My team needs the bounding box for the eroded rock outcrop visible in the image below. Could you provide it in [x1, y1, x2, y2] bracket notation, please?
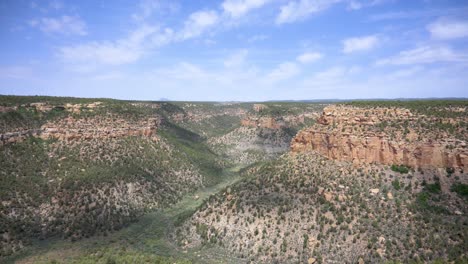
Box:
[291, 105, 467, 168]
[241, 116, 283, 129]
[1, 115, 161, 145]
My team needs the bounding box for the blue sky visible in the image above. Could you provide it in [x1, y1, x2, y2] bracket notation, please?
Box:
[0, 0, 468, 101]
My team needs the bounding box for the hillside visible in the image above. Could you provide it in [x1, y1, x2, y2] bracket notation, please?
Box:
[0, 97, 214, 257]
[1, 96, 325, 262]
[177, 101, 468, 263]
[1, 97, 466, 264]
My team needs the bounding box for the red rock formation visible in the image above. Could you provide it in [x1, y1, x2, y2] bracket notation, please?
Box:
[291, 105, 468, 168]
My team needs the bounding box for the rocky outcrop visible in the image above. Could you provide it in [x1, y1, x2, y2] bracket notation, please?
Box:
[0, 115, 161, 145]
[292, 129, 467, 168]
[40, 116, 160, 141]
[291, 105, 468, 168]
[240, 114, 317, 129]
[241, 116, 283, 129]
[253, 104, 268, 112]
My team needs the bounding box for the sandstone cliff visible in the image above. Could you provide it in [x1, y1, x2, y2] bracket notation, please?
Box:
[291, 105, 468, 168]
[1, 115, 160, 145]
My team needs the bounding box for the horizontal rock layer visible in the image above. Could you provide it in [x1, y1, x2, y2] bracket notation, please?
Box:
[291, 105, 467, 168]
[291, 129, 467, 168]
[0, 116, 160, 145]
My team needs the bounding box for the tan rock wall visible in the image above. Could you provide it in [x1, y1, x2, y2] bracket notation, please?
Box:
[0, 116, 160, 145]
[291, 130, 467, 168]
[291, 105, 467, 168]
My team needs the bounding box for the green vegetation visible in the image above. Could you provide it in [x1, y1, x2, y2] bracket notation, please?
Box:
[57, 248, 191, 264]
[159, 121, 223, 186]
[425, 182, 441, 194]
[251, 102, 325, 120]
[391, 179, 402, 190]
[391, 165, 409, 174]
[2, 96, 466, 264]
[450, 183, 468, 198]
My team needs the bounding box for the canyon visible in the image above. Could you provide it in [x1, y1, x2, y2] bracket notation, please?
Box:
[0, 97, 466, 264]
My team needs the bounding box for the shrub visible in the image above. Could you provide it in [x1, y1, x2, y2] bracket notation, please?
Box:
[391, 165, 409, 174]
[426, 182, 441, 194]
[451, 183, 468, 198]
[446, 167, 455, 175]
[391, 179, 401, 190]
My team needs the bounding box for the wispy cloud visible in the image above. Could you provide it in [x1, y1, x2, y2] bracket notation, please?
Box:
[58, 7, 220, 68]
[49, 0, 63, 10]
[131, 0, 179, 22]
[376, 46, 467, 65]
[427, 18, 468, 40]
[179, 10, 219, 40]
[59, 25, 158, 67]
[276, 0, 340, 25]
[296, 52, 323, 64]
[247, 34, 269, 43]
[30, 15, 87, 36]
[342, 35, 379, 53]
[386, 66, 423, 79]
[266, 62, 300, 82]
[347, 0, 389, 10]
[222, 0, 272, 18]
[224, 49, 249, 68]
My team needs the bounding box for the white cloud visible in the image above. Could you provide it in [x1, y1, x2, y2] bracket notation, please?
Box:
[276, 0, 340, 24]
[342, 35, 379, 53]
[313, 66, 348, 80]
[57, 6, 224, 71]
[347, 1, 363, 10]
[386, 66, 423, 79]
[376, 46, 467, 65]
[298, 66, 359, 94]
[131, 0, 179, 22]
[59, 25, 158, 66]
[347, 0, 388, 10]
[179, 10, 219, 40]
[266, 62, 300, 82]
[222, 0, 271, 18]
[224, 49, 249, 68]
[49, 0, 63, 10]
[31, 15, 87, 36]
[154, 62, 210, 80]
[296, 52, 323, 64]
[427, 19, 468, 40]
[247, 34, 268, 42]
[58, 8, 221, 68]
[132, 0, 162, 21]
[151, 27, 175, 46]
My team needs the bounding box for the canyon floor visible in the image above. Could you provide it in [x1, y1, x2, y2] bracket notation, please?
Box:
[0, 96, 467, 263]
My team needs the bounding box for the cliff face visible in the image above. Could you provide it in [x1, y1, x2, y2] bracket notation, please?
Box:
[291, 105, 468, 168]
[292, 130, 467, 168]
[240, 116, 282, 129]
[1, 115, 160, 145]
